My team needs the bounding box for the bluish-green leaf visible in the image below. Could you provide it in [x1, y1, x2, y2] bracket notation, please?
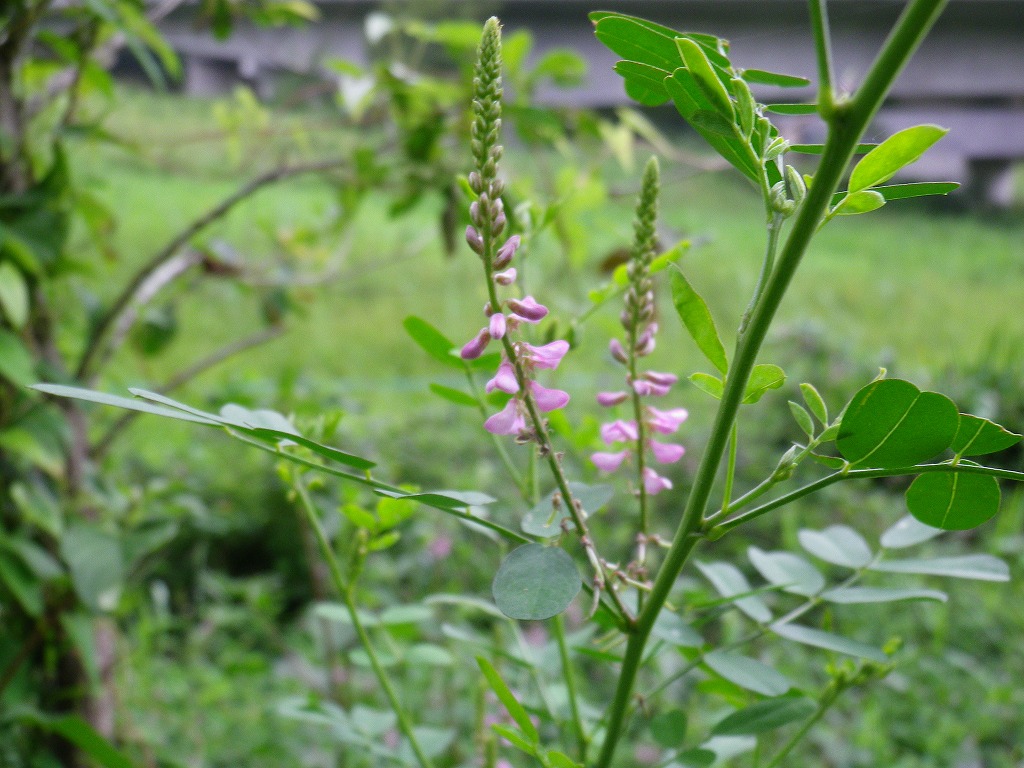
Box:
[60, 523, 124, 612]
[880, 515, 942, 549]
[477, 656, 538, 742]
[797, 526, 873, 568]
[711, 696, 816, 736]
[849, 125, 948, 192]
[748, 547, 824, 597]
[951, 414, 1022, 457]
[696, 561, 772, 623]
[743, 364, 786, 404]
[492, 544, 580, 621]
[821, 586, 947, 604]
[836, 379, 959, 468]
[521, 482, 613, 537]
[705, 650, 792, 696]
[651, 610, 703, 648]
[670, 268, 728, 374]
[771, 623, 888, 662]
[869, 554, 1009, 581]
[905, 472, 1001, 530]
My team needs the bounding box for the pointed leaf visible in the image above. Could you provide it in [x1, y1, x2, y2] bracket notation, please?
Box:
[652, 610, 703, 648]
[789, 401, 815, 437]
[821, 586, 947, 604]
[696, 561, 772, 623]
[905, 472, 1001, 530]
[429, 383, 478, 407]
[675, 37, 733, 118]
[836, 379, 959, 468]
[743, 364, 786, 403]
[613, 60, 671, 106]
[800, 383, 829, 425]
[403, 316, 462, 369]
[670, 268, 728, 374]
[869, 554, 1009, 581]
[704, 651, 792, 696]
[748, 547, 824, 597]
[477, 656, 538, 743]
[1, 330, 36, 387]
[798, 526, 873, 568]
[593, 14, 683, 72]
[711, 696, 816, 736]
[20, 715, 134, 768]
[951, 414, 1021, 457]
[771, 623, 888, 662]
[742, 69, 811, 88]
[765, 103, 818, 115]
[689, 372, 724, 399]
[492, 544, 580, 621]
[849, 125, 948, 192]
[880, 515, 942, 549]
[833, 190, 886, 215]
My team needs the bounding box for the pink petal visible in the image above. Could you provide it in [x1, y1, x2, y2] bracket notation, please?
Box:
[507, 295, 549, 323]
[460, 327, 491, 360]
[493, 234, 521, 269]
[591, 451, 628, 473]
[530, 381, 569, 412]
[466, 225, 484, 254]
[489, 313, 507, 339]
[609, 338, 628, 363]
[632, 380, 653, 396]
[524, 340, 569, 370]
[494, 268, 517, 285]
[650, 441, 685, 464]
[647, 407, 689, 434]
[486, 361, 519, 394]
[600, 419, 638, 445]
[642, 467, 674, 495]
[644, 371, 679, 387]
[596, 391, 629, 407]
[484, 399, 525, 435]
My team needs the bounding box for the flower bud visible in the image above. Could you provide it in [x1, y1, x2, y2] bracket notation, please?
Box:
[492, 234, 521, 269]
[507, 296, 548, 323]
[460, 327, 491, 359]
[468, 171, 483, 194]
[489, 312, 507, 339]
[465, 225, 484, 255]
[609, 338, 628, 364]
[494, 267, 517, 285]
[785, 164, 806, 206]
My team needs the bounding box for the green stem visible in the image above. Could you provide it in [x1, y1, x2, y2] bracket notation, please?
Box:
[293, 477, 436, 768]
[808, 0, 836, 116]
[721, 423, 739, 515]
[761, 699, 829, 768]
[464, 365, 529, 498]
[594, 3, 948, 764]
[553, 614, 589, 761]
[740, 213, 783, 334]
[711, 462, 1024, 537]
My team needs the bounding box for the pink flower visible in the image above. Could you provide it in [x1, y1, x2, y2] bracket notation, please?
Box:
[609, 338, 628, 364]
[644, 371, 678, 387]
[596, 391, 629, 407]
[494, 268, 517, 285]
[642, 467, 673, 495]
[591, 451, 628, 472]
[650, 441, 685, 464]
[647, 407, 689, 434]
[523, 340, 569, 370]
[466, 225, 484, 255]
[489, 313, 507, 340]
[601, 419, 638, 445]
[633, 379, 672, 396]
[460, 327, 491, 359]
[486, 361, 519, 394]
[493, 234, 521, 269]
[484, 399, 526, 435]
[507, 296, 548, 323]
[530, 381, 569, 412]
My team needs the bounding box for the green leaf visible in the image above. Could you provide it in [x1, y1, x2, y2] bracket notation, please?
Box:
[869, 554, 1009, 581]
[379, 604, 433, 626]
[836, 379, 959, 468]
[491, 724, 536, 756]
[675, 748, 717, 767]
[593, 15, 683, 72]
[704, 651, 792, 696]
[60, 523, 124, 612]
[428, 383, 477, 407]
[670, 268, 728, 374]
[477, 656, 538, 743]
[403, 316, 462, 369]
[0, 261, 29, 328]
[833, 190, 885, 216]
[613, 60, 671, 105]
[711, 696, 816, 736]
[651, 610, 703, 648]
[742, 69, 811, 88]
[800, 383, 829, 425]
[830, 182, 959, 204]
[747, 547, 824, 597]
[21, 714, 134, 768]
[951, 414, 1022, 456]
[546, 750, 582, 768]
[689, 372, 724, 399]
[849, 124, 948, 192]
[405, 644, 454, 667]
[764, 103, 818, 115]
[743, 364, 786, 403]
[821, 586, 947, 604]
[797, 525, 873, 568]
[879, 515, 942, 549]
[676, 37, 733, 118]
[521, 482, 613, 537]
[905, 472, 1001, 530]
[491, 544, 581, 621]
[771, 623, 888, 662]
[31, 384, 220, 425]
[650, 708, 688, 748]
[696, 561, 772, 623]
[0, 329, 35, 387]
[0, 548, 44, 616]
[789, 402, 814, 437]
[791, 143, 878, 155]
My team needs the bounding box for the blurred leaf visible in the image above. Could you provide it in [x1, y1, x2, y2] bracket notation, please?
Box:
[477, 656, 538, 742]
[379, 604, 433, 625]
[771, 623, 887, 662]
[0, 261, 29, 328]
[879, 515, 942, 549]
[0, 547, 44, 616]
[521, 482, 613, 537]
[492, 544, 580, 621]
[704, 651, 792, 696]
[670, 267, 728, 374]
[905, 472, 1001, 530]
[428, 383, 477, 407]
[821, 586, 947, 604]
[696, 561, 772, 623]
[491, 724, 535, 755]
[0, 329, 35, 386]
[546, 750, 582, 768]
[712, 696, 816, 736]
[743, 364, 786, 403]
[650, 708, 688, 748]
[20, 714, 133, 768]
[60, 523, 124, 612]
[742, 69, 810, 88]
[869, 554, 1009, 581]
[651, 610, 703, 648]
[747, 547, 824, 597]
[533, 50, 587, 87]
[675, 748, 717, 767]
[951, 414, 1021, 456]
[765, 103, 818, 115]
[849, 125, 948, 192]
[798, 525, 873, 568]
[405, 644, 454, 667]
[836, 379, 959, 468]
[403, 316, 462, 369]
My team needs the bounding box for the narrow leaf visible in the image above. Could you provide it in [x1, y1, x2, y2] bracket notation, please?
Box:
[429, 383, 478, 407]
[696, 561, 772, 623]
[705, 651, 792, 696]
[711, 696, 816, 736]
[771, 623, 888, 662]
[521, 483, 613, 538]
[477, 657, 538, 743]
[905, 472, 1001, 530]
[880, 515, 942, 549]
[849, 125, 948, 192]
[791, 143, 878, 155]
[670, 268, 728, 374]
[869, 554, 1009, 581]
[789, 401, 815, 437]
[613, 60, 671, 106]
[747, 547, 824, 597]
[797, 525, 873, 568]
[800, 383, 829, 425]
[742, 69, 811, 88]
[403, 316, 462, 369]
[676, 37, 733, 118]
[821, 586, 947, 604]
[765, 103, 818, 115]
[21, 715, 134, 768]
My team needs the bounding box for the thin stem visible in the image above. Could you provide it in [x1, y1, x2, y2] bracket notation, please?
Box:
[740, 213, 783, 334]
[808, 0, 836, 115]
[711, 462, 1024, 537]
[553, 614, 588, 761]
[463, 365, 529, 498]
[293, 477, 435, 768]
[720, 423, 739, 515]
[762, 700, 829, 768]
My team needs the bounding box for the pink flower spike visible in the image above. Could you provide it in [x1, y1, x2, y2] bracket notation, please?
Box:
[486, 361, 519, 394]
[596, 391, 629, 407]
[493, 234, 522, 269]
[591, 451, 628, 473]
[484, 399, 526, 435]
[507, 296, 549, 323]
[494, 268, 517, 285]
[632, 380, 654, 396]
[601, 419, 639, 445]
[460, 327, 491, 360]
[609, 338, 628, 364]
[647, 407, 689, 434]
[524, 340, 569, 370]
[530, 381, 570, 412]
[642, 467, 674, 495]
[651, 441, 686, 464]
[489, 313, 507, 340]
[644, 371, 679, 387]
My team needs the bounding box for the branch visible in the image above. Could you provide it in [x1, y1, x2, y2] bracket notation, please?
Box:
[76, 157, 347, 382]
